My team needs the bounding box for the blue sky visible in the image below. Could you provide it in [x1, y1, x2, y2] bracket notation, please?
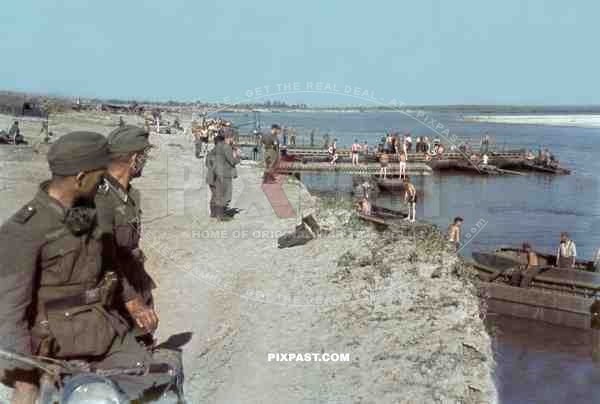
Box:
[0, 1, 596, 105]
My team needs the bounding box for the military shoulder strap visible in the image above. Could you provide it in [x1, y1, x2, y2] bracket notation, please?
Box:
[12, 204, 37, 224]
[129, 186, 141, 207]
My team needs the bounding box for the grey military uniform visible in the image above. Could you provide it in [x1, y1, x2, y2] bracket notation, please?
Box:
[95, 175, 156, 309]
[262, 133, 279, 180]
[0, 183, 181, 400]
[206, 146, 217, 215]
[0, 182, 129, 362]
[213, 142, 240, 209]
[0, 131, 182, 401]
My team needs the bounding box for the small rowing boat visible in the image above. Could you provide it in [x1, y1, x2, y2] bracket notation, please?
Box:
[358, 204, 408, 225]
[374, 176, 405, 191]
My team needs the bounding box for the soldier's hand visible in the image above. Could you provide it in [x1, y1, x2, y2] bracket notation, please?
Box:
[12, 372, 39, 404]
[126, 297, 159, 333]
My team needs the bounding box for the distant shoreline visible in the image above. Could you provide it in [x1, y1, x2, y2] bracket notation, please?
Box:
[3, 89, 600, 115]
[463, 114, 600, 128]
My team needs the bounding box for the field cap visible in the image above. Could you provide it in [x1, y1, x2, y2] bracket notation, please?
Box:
[47, 131, 109, 175]
[107, 125, 154, 154]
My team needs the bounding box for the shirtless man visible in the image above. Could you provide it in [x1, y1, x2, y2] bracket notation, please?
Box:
[523, 242, 539, 267]
[379, 152, 389, 179]
[357, 197, 372, 215]
[351, 139, 361, 166]
[399, 151, 407, 179]
[403, 177, 417, 223]
[514, 242, 541, 287]
[447, 217, 463, 251]
[328, 140, 338, 166]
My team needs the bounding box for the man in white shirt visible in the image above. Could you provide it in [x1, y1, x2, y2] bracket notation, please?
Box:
[556, 232, 577, 268]
[405, 133, 412, 152]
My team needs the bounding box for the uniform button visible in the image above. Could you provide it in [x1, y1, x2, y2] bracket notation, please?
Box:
[27, 206, 33, 211]
[64, 312, 70, 317]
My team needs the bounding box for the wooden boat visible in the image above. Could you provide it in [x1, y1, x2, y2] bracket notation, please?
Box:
[495, 159, 571, 175]
[473, 246, 594, 272]
[471, 247, 598, 329]
[374, 176, 405, 191]
[522, 160, 571, 175]
[358, 204, 408, 225]
[442, 160, 524, 175]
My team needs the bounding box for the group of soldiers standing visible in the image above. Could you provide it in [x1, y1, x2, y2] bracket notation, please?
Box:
[192, 118, 235, 158]
[203, 123, 282, 222]
[0, 126, 183, 403]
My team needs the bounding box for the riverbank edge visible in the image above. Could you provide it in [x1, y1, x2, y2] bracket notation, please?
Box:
[293, 175, 498, 403]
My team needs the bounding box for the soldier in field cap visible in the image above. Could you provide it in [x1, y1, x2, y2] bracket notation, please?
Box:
[0, 131, 183, 403]
[212, 128, 240, 220]
[95, 125, 158, 338]
[261, 123, 281, 183]
[0, 131, 111, 402]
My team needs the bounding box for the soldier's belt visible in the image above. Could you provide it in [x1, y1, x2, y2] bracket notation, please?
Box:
[44, 288, 102, 311]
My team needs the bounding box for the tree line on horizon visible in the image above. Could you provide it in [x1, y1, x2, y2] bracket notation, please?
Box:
[2, 90, 600, 114]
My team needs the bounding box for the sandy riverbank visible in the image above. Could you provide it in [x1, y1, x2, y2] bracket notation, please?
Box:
[0, 111, 496, 403]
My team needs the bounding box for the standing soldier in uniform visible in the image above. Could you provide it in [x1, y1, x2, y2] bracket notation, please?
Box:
[40, 121, 49, 142]
[213, 129, 240, 220]
[95, 125, 158, 337]
[152, 109, 161, 133]
[0, 132, 182, 403]
[262, 124, 281, 183]
[205, 133, 220, 217]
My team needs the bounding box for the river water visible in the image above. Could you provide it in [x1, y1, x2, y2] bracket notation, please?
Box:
[225, 110, 600, 260]
[222, 110, 600, 403]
